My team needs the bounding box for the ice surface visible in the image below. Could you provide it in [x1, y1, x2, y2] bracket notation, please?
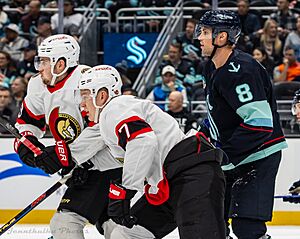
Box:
[0, 225, 299, 239]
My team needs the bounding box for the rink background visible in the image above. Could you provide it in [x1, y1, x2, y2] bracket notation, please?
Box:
[1, 137, 300, 226]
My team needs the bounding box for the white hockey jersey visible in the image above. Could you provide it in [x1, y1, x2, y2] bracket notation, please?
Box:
[99, 95, 185, 194]
[69, 123, 122, 171]
[16, 65, 88, 142]
[15, 65, 121, 171]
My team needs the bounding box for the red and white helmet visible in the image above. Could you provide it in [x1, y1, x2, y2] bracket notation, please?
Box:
[79, 65, 122, 123]
[34, 34, 80, 86]
[79, 65, 122, 108]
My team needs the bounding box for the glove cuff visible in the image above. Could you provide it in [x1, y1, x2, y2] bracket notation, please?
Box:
[54, 140, 71, 167]
[13, 131, 34, 153]
[109, 183, 136, 200]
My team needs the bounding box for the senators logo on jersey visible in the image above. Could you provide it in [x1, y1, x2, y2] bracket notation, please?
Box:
[49, 107, 81, 144]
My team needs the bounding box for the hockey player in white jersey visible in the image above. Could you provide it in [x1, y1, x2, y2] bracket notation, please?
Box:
[78, 65, 227, 239]
[13, 34, 123, 239]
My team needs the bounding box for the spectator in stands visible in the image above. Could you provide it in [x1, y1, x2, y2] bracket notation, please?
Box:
[147, 65, 188, 111]
[236, 0, 261, 53]
[0, 24, 29, 63]
[270, 0, 299, 38]
[121, 85, 138, 96]
[17, 43, 38, 81]
[167, 91, 198, 133]
[7, 0, 26, 24]
[0, 86, 18, 134]
[173, 18, 201, 62]
[0, 50, 17, 87]
[253, 47, 276, 79]
[284, 16, 300, 62]
[273, 45, 300, 82]
[253, 19, 283, 65]
[32, 16, 52, 47]
[20, 0, 44, 39]
[51, 0, 86, 38]
[0, 1, 9, 38]
[157, 43, 197, 90]
[115, 60, 132, 86]
[10, 76, 27, 109]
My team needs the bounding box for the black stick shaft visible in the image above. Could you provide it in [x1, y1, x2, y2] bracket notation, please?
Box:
[0, 176, 69, 236]
[0, 117, 42, 155]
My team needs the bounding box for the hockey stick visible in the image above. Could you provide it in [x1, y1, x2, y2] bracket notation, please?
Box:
[0, 116, 42, 155]
[274, 194, 300, 199]
[0, 116, 70, 236]
[0, 175, 71, 236]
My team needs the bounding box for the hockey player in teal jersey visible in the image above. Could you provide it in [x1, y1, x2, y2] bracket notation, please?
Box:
[194, 10, 288, 239]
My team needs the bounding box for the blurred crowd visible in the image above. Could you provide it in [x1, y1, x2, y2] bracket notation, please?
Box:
[1, 0, 300, 135]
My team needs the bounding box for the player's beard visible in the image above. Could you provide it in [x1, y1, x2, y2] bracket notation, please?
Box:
[41, 76, 51, 86]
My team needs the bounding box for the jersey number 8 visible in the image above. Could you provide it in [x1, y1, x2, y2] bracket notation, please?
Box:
[235, 83, 253, 103]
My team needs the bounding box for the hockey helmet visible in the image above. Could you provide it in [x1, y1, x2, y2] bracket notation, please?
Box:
[292, 90, 300, 115]
[34, 34, 80, 86]
[194, 10, 241, 45]
[79, 65, 122, 108]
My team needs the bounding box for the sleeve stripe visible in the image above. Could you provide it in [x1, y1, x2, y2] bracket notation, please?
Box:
[240, 123, 273, 133]
[129, 128, 153, 141]
[261, 136, 285, 147]
[115, 116, 153, 151]
[23, 101, 45, 120]
[245, 118, 273, 128]
[16, 117, 46, 132]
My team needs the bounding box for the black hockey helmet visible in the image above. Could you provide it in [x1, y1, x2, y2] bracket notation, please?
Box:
[292, 90, 300, 115]
[194, 10, 241, 45]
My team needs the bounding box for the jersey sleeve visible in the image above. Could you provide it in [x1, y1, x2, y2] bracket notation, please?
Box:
[114, 116, 158, 191]
[69, 124, 106, 165]
[217, 64, 273, 166]
[15, 77, 46, 138]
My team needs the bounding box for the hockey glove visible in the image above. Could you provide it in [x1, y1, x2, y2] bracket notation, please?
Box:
[198, 118, 210, 139]
[66, 167, 89, 187]
[35, 140, 75, 174]
[283, 180, 300, 204]
[108, 182, 137, 228]
[14, 131, 45, 167]
[289, 179, 300, 194]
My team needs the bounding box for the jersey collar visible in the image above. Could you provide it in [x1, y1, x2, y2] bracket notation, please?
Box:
[47, 66, 77, 93]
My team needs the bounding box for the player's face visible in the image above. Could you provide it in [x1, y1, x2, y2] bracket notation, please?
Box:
[198, 27, 214, 57]
[35, 57, 53, 85]
[80, 89, 96, 121]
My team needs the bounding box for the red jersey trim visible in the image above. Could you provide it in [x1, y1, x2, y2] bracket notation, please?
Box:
[240, 123, 273, 133]
[115, 116, 153, 149]
[23, 101, 45, 120]
[47, 66, 77, 93]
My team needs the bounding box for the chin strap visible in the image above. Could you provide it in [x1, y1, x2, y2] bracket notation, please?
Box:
[49, 63, 69, 86]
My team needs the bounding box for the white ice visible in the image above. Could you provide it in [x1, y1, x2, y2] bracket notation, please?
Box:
[0, 225, 299, 239]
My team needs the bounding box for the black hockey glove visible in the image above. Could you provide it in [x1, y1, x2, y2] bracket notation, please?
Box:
[289, 179, 300, 194]
[108, 182, 137, 228]
[66, 167, 89, 187]
[283, 180, 300, 204]
[14, 132, 45, 167]
[198, 118, 210, 139]
[35, 140, 75, 175]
